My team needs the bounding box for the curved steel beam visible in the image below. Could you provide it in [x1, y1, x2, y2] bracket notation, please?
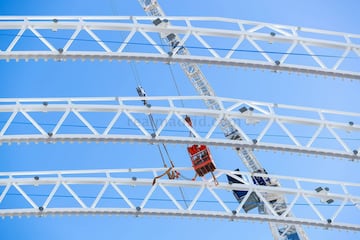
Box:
[0, 16, 359, 79]
[0, 96, 359, 160]
[0, 168, 359, 231]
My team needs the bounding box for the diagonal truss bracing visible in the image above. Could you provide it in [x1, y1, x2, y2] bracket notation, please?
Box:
[0, 16, 359, 80]
[0, 168, 359, 232]
[0, 96, 359, 161]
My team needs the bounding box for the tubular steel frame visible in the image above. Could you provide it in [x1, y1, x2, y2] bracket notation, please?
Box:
[0, 168, 359, 232]
[1, 13, 359, 240]
[0, 96, 359, 161]
[0, 16, 359, 80]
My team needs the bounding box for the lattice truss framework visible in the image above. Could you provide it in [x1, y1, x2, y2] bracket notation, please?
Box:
[0, 16, 360, 80]
[1, 14, 359, 239]
[0, 96, 359, 161]
[0, 168, 359, 232]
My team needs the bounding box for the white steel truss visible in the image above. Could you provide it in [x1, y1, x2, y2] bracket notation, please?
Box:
[1, 12, 359, 240]
[0, 16, 359, 80]
[0, 168, 359, 232]
[0, 96, 359, 161]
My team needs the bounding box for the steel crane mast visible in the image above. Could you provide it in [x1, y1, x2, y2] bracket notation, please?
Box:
[137, 1, 308, 239]
[137, 0, 262, 173]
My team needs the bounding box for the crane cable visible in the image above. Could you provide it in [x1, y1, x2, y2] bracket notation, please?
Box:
[109, 1, 187, 206]
[129, 59, 175, 178]
[130, 62, 142, 86]
[167, 63, 185, 108]
[136, 86, 180, 185]
[108, 0, 179, 185]
[162, 35, 219, 186]
[166, 63, 192, 207]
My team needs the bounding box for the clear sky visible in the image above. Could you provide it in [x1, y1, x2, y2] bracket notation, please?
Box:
[0, 0, 359, 239]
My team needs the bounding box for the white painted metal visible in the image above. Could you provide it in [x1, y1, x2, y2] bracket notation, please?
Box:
[0, 96, 359, 161]
[135, 3, 359, 237]
[137, 7, 265, 176]
[0, 168, 359, 232]
[138, 2, 305, 237]
[0, 11, 358, 240]
[0, 16, 359, 80]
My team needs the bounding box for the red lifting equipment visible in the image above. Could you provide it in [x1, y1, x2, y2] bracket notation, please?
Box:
[187, 144, 216, 177]
[185, 115, 217, 183]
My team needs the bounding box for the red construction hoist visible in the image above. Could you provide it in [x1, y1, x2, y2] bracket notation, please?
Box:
[185, 115, 218, 184]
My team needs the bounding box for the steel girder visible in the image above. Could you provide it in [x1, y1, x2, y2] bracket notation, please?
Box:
[0, 168, 359, 232]
[0, 16, 359, 80]
[0, 96, 359, 161]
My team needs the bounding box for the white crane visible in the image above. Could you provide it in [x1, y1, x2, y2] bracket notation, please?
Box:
[136, 1, 360, 238]
[137, 1, 301, 239]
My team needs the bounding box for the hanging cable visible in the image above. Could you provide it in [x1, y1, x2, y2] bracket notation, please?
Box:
[108, 2, 186, 203]
[109, 0, 180, 186]
[108, 0, 143, 88]
[167, 63, 185, 108]
[130, 62, 142, 86]
[135, 85, 180, 184]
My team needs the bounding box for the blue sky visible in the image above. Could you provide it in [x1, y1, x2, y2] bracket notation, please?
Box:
[0, 0, 359, 239]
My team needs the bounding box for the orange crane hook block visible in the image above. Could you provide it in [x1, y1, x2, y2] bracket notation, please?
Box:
[187, 144, 216, 177]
